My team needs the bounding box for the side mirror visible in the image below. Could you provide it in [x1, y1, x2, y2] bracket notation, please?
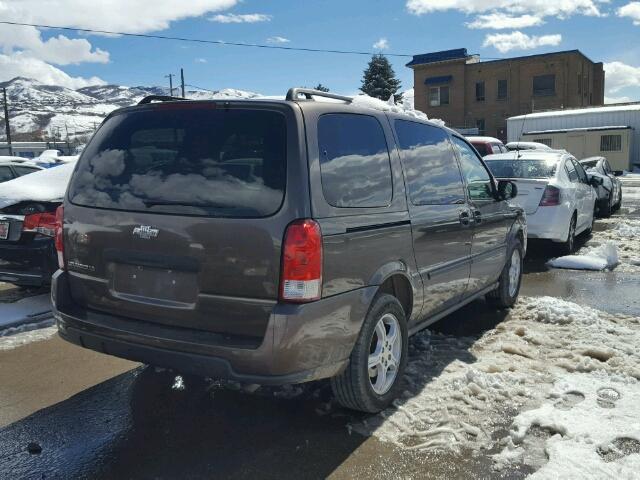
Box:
[497, 179, 518, 200]
[589, 175, 604, 187]
[614, 170, 624, 177]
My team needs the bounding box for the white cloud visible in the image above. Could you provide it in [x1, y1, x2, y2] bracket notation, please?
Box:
[406, 0, 604, 19]
[482, 31, 562, 52]
[603, 61, 640, 93]
[466, 13, 544, 29]
[373, 37, 390, 50]
[618, 2, 640, 25]
[209, 13, 271, 23]
[0, 0, 239, 32]
[0, 26, 108, 65]
[605, 95, 633, 104]
[195, 57, 207, 63]
[0, 53, 105, 88]
[266, 36, 290, 44]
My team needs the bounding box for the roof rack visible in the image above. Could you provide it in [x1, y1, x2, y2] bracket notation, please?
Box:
[138, 95, 189, 105]
[285, 88, 352, 103]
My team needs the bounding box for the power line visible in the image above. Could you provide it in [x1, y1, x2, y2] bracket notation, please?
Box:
[0, 20, 415, 58]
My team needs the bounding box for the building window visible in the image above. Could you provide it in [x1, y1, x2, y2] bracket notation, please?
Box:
[476, 119, 485, 135]
[533, 74, 556, 96]
[429, 86, 450, 106]
[475, 81, 485, 102]
[497, 79, 508, 100]
[533, 138, 553, 147]
[600, 135, 622, 152]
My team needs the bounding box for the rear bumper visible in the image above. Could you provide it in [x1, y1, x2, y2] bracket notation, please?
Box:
[0, 238, 57, 286]
[525, 205, 571, 242]
[52, 270, 376, 385]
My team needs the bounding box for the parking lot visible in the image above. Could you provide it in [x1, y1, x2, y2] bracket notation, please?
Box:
[0, 180, 638, 479]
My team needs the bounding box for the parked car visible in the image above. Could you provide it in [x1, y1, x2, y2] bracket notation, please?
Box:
[505, 141, 553, 152]
[52, 89, 526, 413]
[484, 150, 598, 253]
[0, 157, 44, 183]
[0, 162, 76, 286]
[579, 156, 622, 216]
[466, 136, 508, 156]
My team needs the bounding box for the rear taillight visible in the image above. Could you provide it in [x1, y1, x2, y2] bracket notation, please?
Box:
[539, 185, 561, 206]
[22, 212, 57, 237]
[280, 219, 322, 303]
[55, 206, 64, 269]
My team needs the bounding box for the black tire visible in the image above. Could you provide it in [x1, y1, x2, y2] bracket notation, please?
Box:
[331, 293, 408, 413]
[613, 190, 622, 212]
[600, 195, 612, 218]
[559, 214, 577, 255]
[486, 239, 523, 309]
[585, 205, 596, 235]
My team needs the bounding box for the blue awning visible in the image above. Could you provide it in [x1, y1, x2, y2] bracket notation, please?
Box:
[425, 75, 452, 85]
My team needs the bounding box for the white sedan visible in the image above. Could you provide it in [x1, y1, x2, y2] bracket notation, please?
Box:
[484, 151, 598, 253]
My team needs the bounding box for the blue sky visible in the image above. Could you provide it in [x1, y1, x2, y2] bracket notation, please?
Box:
[1, 0, 639, 102]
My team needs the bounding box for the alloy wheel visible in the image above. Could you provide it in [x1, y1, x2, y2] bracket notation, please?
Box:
[368, 313, 402, 395]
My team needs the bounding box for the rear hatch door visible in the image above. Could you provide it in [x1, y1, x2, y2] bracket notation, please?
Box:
[64, 102, 304, 340]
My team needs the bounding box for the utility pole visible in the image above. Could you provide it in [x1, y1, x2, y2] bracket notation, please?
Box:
[180, 68, 185, 98]
[165, 73, 175, 96]
[2, 87, 12, 156]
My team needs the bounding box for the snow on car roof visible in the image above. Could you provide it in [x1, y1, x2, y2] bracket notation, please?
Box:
[466, 136, 504, 144]
[350, 94, 446, 127]
[0, 161, 76, 209]
[505, 141, 553, 150]
[484, 150, 569, 162]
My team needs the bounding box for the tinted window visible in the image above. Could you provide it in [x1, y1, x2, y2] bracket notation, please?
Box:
[565, 160, 578, 182]
[69, 107, 287, 217]
[0, 166, 14, 182]
[318, 114, 392, 208]
[485, 159, 557, 179]
[533, 74, 555, 96]
[572, 159, 588, 183]
[452, 136, 494, 201]
[472, 142, 488, 156]
[497, 79, 508, 100]
[13, 166, 40, 177]
[395, 120, 465, 205]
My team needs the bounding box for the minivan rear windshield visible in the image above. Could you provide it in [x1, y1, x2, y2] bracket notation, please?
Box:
[69, 106, 287, 217]
[485, 159, 557, 179]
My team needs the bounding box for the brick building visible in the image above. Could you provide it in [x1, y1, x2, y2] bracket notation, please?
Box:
[407, 49, 605, 140]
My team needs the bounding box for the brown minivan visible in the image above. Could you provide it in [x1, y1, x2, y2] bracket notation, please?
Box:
[52, 89, 526, 412]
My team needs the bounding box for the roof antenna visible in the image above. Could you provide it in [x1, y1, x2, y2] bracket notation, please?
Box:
[516, 109, 529, 159]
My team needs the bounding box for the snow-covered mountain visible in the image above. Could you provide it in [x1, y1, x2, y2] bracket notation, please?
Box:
[0, 77, 261, 141]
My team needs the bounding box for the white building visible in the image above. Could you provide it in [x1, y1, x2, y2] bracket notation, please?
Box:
[507, 104, 640, 170]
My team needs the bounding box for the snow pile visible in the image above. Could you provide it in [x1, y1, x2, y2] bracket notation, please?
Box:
[494, 372, 640, 478]
[583, 218, 640, 271]
[351, 296, 640, 463]
[0, 325, 56, 351]
[548, 242, 618, 271]
[0, 161, 76, 208]
[351, 94, 446, 126]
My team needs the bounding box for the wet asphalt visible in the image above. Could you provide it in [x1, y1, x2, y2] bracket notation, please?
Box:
[0, 186, 638, 480]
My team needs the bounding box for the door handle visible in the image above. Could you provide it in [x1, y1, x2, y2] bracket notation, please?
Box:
[459, 211, 471, 226]
[473, 210, 482, 224]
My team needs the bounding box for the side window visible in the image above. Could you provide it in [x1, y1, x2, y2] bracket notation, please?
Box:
[473, 143, 488, 156]
[394, 120, 465, 206]
[451, 136, 494, 201]
[318, 114, 393, 208]
[565, 160, 578, 182]
[572, 159, 588, 183]
[603, 159, 613, 174]
[0, 166, 15, 182]
[13, 166, 40, 177]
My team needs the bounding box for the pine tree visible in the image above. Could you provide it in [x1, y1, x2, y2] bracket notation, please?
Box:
[360, 54, 402, 102]
[314, 83, 330, 92]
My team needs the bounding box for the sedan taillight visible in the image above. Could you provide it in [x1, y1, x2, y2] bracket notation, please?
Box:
[539, 185, 561, 206]
[22, 212, 57, 237]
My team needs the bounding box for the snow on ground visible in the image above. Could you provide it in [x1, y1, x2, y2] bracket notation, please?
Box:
[584, 218, 640, 271]
[352, 296, 640, 477]
[547, 242, 618, 271]
[0, 324, 56, 351]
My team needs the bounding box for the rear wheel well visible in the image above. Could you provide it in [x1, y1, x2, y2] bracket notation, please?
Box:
[378, 275, 412, 319]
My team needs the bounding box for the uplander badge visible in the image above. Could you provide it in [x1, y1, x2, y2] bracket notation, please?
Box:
[133, 225, 159, 239]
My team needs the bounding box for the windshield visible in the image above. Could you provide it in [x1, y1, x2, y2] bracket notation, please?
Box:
[68, 106, 287, 217]
[485, 159, 557, 179]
